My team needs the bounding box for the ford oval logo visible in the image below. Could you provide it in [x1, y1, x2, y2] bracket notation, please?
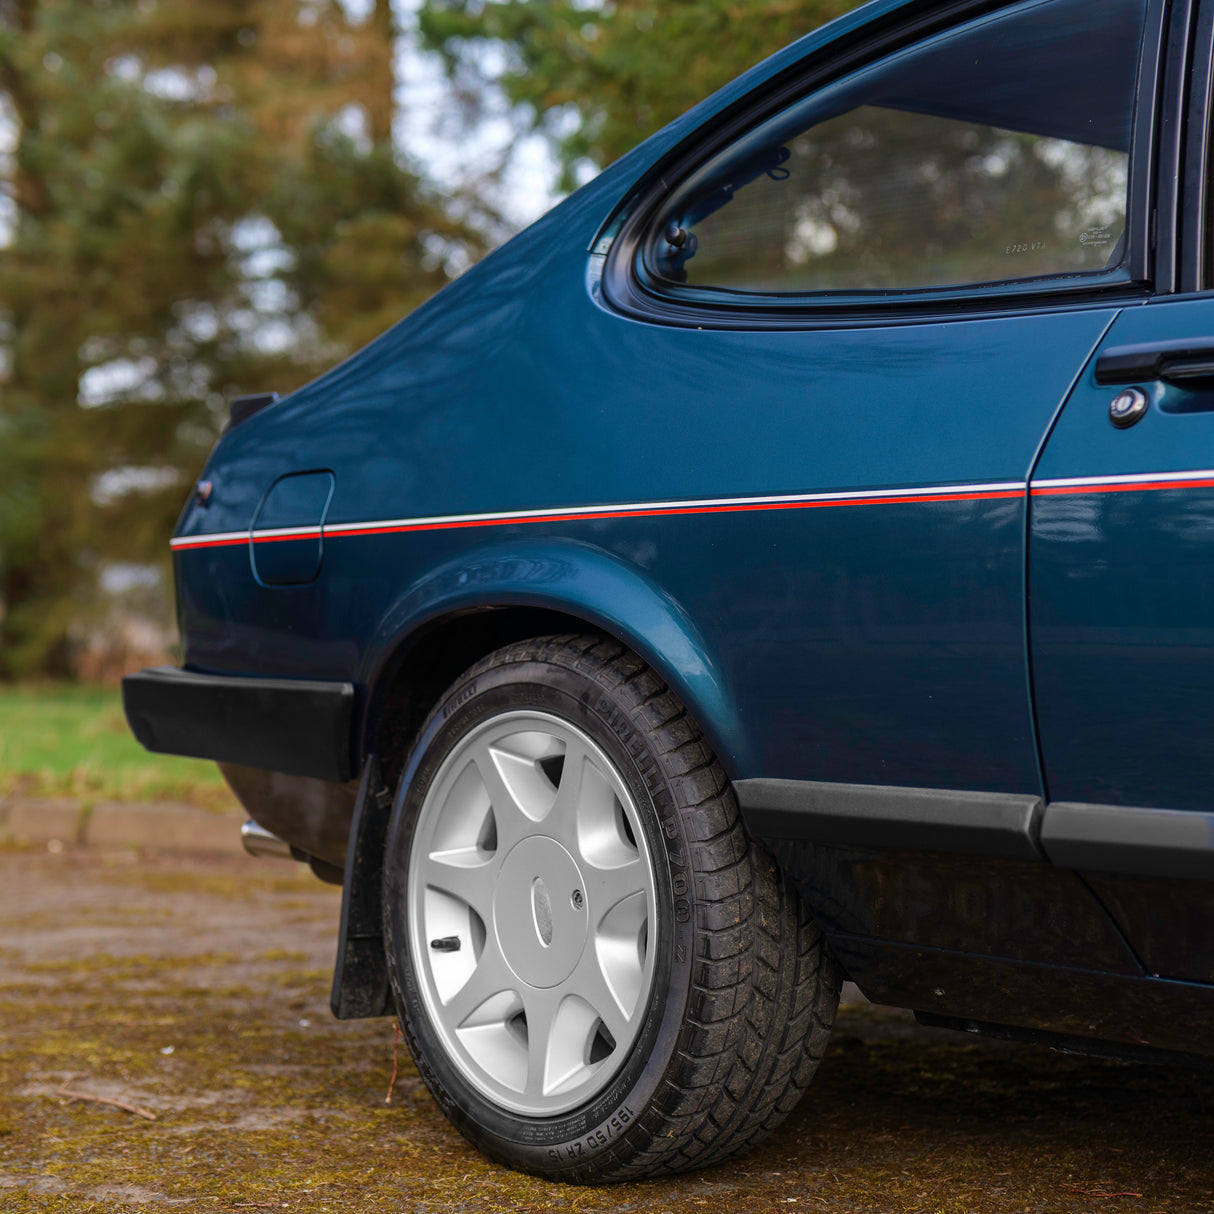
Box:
[531, 877, 554, 947]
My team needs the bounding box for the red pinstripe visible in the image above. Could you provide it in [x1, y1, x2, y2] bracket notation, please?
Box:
[171, 487, 1025, 552]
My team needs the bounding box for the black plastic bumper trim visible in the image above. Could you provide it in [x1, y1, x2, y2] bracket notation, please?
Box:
[122, 666, 355, 783]
[735, 778, 1045, 862]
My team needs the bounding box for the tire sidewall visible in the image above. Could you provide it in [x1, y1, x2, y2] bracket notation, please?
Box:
[383, 651, 701, 1176]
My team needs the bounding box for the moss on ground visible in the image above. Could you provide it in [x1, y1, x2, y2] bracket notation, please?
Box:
[2, 851, 1213, 1212]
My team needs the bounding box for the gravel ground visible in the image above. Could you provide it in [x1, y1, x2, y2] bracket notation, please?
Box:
[1, 845, 1213, 1213]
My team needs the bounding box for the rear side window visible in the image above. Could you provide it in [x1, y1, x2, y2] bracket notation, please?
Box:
[643, 0, 1149, 297]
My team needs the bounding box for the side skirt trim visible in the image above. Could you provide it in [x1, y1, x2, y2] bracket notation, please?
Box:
[736, 777, 1214, 881]
[1043, 802, 1214, 882]
[734, 778, 1044, 862]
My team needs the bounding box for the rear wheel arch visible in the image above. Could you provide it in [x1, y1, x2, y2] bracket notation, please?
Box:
[364, 607, 587, 795]
[333, 577, 750, 1028]
[357, 542, 753, 794]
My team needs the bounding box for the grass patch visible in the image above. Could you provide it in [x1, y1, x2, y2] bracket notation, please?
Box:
[0, 684, 230, 807]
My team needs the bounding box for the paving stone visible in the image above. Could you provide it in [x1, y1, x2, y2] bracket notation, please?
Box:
[4, 799, 85, 845]
[85, 801, 245, 855]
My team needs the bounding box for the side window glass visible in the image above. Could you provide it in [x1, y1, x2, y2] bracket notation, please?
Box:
[644, 0, 1148, 297]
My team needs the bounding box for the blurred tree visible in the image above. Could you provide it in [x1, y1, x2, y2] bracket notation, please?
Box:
[0, 0, 478, 678]
[416, 0, 856, 190]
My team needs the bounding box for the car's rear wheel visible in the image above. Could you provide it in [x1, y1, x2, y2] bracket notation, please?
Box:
[382, 634, 840, 1181]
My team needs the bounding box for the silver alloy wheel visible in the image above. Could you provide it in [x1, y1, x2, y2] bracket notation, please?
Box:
[406, 710, 659, 1117]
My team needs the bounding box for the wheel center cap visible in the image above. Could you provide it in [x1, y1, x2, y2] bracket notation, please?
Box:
[493, 837, 587, 989]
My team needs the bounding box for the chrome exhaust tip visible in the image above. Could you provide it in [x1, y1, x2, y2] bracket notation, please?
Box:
[240, 819, 295, 861]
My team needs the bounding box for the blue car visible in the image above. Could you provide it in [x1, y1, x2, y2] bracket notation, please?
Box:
[124, 0, 1214, 1181]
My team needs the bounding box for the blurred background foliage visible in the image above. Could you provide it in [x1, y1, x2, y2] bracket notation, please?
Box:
[0, 0, 852, 683]
[417, 0, 852, 188]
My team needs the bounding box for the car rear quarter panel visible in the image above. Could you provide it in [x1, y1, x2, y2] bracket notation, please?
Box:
[177, 171, 1115, 796]
[174, 0, 1115, 799]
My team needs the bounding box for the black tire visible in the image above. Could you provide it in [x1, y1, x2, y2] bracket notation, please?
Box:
[382, 634, 840, 1181]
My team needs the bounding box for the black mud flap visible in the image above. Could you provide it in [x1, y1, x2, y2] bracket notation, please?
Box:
[331, 755, 396, 1020]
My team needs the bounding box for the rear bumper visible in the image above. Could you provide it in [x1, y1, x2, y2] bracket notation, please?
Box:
[122, 665, 356, 782]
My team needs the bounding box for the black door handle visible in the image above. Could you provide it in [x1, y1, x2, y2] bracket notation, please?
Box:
[1095, 339, 1214, 385]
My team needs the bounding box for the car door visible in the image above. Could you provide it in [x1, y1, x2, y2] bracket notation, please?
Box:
[1028, 0, 1214, 983]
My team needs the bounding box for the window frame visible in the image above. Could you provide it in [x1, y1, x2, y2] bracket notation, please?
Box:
[599, 0, 1176, 330]
[1178, 0, 1214, 293]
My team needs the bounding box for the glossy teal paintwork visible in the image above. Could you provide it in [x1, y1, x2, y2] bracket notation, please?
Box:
[250, 470, 334, 586]
[1030, 296, 1214, 813]
[358, 537, 749, 772]
[178, 297, 1117, 789]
